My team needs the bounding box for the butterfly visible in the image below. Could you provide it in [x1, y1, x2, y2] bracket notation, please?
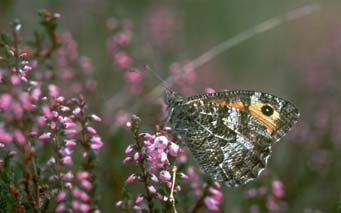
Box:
[165, 90, 300, 187]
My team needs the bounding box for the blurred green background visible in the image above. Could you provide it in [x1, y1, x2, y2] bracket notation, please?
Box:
[1, 0, 341, 212]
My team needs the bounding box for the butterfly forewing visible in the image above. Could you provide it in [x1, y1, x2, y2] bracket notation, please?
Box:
[165, 90, 300, 186]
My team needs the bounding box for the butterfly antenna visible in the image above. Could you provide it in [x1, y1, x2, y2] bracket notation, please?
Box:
[144, 65, 172, 94]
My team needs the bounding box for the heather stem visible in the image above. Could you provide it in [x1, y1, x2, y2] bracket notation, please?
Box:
[169, 165, 178, 213]
[190, 185, 209, 213]
[131, 115, 154, 211]
[26, 138, 41, 213]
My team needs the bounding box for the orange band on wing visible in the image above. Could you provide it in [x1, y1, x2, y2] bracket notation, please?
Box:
[211, 98, 278, 134]
[211, 99, 245, 110]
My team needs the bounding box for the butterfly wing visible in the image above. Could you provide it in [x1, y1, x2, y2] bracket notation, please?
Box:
[166, 90, 300, 186]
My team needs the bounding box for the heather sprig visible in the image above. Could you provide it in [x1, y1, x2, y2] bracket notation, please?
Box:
[0, 10, 103, 212]
[116, 115, 224, 212]
[106, 17, 144, 94]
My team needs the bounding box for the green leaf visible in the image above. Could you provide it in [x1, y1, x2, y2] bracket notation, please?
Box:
[3, 45, 11, 59]
[0, 33, 13, 46]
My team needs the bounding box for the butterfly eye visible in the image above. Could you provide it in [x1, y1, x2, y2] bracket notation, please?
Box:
[261, 104, 274, 116]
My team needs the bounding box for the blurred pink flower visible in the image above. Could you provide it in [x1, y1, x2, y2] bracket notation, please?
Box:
[159, 170, 171, 182]
[204, 196, 219, 211]
[272, 180, 285, 198]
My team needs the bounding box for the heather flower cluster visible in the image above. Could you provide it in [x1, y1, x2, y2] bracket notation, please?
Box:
[0, 11, 103, 212]
[116, 115, 224, 212]
[106, 17, 144, 94]
[243, 179, 287, 212]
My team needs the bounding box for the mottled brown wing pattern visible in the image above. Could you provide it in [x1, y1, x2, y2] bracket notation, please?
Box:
[165, 90, 300, 187]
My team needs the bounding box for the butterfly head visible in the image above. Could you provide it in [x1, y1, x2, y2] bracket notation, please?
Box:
[164, 91, 185, 107]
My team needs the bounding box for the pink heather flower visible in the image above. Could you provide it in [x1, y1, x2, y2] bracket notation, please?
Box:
[50, 121, 57, 129]
[77, 171, 90, 180]
[91, 114, 102, 122]
[11, 75, 21, 85]
[65, 182, 72, 189]
[82, 152, 88, 158]
[9, 150, 17, 156]
[56, 191, 67, 202]
[148, 185, 157, 194]
[60, 147, 72, 156]
[123, 156, 131, 164]
[51, 111, 59, 118]
[144, 140, 152, 146]
[135, 196, 144, 204]
[125, 145, 134, 154]
[72, 107, 81, 115]
[0, 143, 5, 148]
[150, 173, 159, 182]
[124, 69, 142, 84]
[90, 136, 103, 145]
[64, 121, 76, 129]
[19, 92, 33, 110]
[0, 94, 12, 109]
[56, 96, 65, 102]
[71, 200, 80, 210]
[114, 31, 132, 46]
[64, 129, 78, 135]
[204, 196, 220, 211]
[272, 180, 285, 198]
[90, 143, 103, 150]
[205, 87, 216, 94]
[154, 136, 169, 149]
[159, 170, 171, 182]
[65, 139, 77, 147]
[72, 188, 82, 198]
[133, 152, 140, 161]
[79, 204, 91, 213]
[46, 157, 56, 165]
[60, 106, 70, 112]
[80, 192, 90, 202]
[167, 182, 172, 189]
[42, 105, 53, 119]
[266, 195, 280, 211]
[38, 132, 51, 140]
[209, 187, 223, 201]
[90, 137, 104, 149]
[126, 174, 137, 183]
[86, 126, 97, 135]
[169, 142, 180, 157]
[14, 130, 26, 145]
[176, 185, 181, 192]
[180, 172, 189, 180]
[81, 180, 93, 190]
[213, 182, 222, 189]
[31, 88, 41, 100]
[244, 188, 257, 198]
[133, 205, 142, 211]
[48, 84, 59, 97]
[114, 51, 132, 69]
[160, 152, 168, 163]
[11, 101, 24, 118]
[144, 133, 155, 141]
[56, 204, 66, 213]
[115, 200, 123, 207]
[63, 171, 74, 180]
[62, 156, 73, 165]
